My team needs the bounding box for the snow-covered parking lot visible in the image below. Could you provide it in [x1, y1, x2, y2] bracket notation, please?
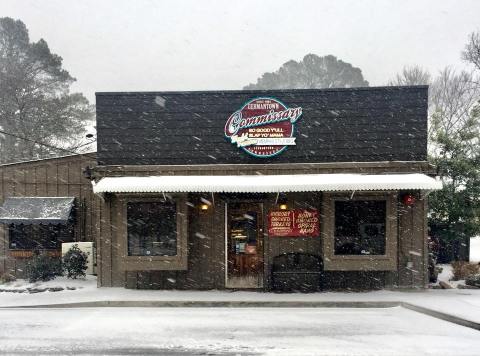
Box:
[0, 307, 479, 356]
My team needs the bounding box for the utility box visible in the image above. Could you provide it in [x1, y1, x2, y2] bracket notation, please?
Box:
[62, 242, 96, 275]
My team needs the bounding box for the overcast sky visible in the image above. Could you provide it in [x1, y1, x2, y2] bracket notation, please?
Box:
[2, 0, 480, 103]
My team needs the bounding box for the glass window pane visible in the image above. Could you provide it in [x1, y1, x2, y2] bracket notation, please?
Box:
[334, 200, 386, 255]
[230, 211, 258, 255]
[127, 201, 177, 256]
[9, 224, 73, 250]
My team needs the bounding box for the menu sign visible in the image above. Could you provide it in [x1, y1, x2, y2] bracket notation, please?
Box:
[268, 209, 319, 237]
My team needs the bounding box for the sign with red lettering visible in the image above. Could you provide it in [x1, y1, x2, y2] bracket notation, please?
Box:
[268, 209, 319, 237]
[9, 250, 61, 258]
[224, 97, 303, 158]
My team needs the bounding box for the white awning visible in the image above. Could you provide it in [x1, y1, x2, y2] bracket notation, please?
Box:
[92, 173, 442, 194]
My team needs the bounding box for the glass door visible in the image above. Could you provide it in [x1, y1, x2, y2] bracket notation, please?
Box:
[226, 202, 263, 288]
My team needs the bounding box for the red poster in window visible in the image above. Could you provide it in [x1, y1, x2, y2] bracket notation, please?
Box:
[268, 209, 319, 237]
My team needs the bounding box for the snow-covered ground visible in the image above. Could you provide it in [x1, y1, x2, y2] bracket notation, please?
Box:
[1, 276, 480, 325]
[0, 275, 97, 291]
[471, 237, 480, 262]
[1, 276, 480, 355]
[0, 307, 479, 355]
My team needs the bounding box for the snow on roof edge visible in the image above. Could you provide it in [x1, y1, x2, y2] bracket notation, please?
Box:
[92, 173, 442, 194]
[0, 152, 96, 168]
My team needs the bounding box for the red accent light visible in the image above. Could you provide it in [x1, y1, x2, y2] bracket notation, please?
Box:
[402, 194, 416, 206]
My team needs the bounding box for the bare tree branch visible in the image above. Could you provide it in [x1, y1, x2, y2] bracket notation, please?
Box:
[462, 31, 480, 71]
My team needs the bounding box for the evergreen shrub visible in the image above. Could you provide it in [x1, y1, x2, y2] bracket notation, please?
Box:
[25, 253, 62, 282]
[62, 244, 88, 279]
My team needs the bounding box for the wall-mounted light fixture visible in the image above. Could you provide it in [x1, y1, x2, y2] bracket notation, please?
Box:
[82, 166, 94, 180]
[199, 197, 212, 212]
[277, 193, 288, 210]
[402, 193, 416, 206]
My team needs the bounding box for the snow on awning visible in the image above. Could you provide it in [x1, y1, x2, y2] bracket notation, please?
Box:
[92, 173, 442, 194]
[0, 197, 75, 224]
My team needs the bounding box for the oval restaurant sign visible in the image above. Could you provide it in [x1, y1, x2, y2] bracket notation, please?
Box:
[224, 97, 303, 157]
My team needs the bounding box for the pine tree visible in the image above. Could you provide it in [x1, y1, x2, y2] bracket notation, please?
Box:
[0, 17, 94, 163]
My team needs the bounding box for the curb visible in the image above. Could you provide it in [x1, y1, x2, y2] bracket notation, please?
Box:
[402, 302, 480, 331]
[1, 300, 401, 308]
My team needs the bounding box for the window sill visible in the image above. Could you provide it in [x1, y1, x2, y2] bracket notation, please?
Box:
[324, 255, 397, 271]
[331, 254, 390, 259]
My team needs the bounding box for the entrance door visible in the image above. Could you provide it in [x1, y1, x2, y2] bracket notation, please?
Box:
[226, 202, 263, 288]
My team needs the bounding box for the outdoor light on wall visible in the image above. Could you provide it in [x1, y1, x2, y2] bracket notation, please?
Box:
[402, 193, 416, 206]
[82, 166, 94, 180]
[277, 193, 288, 210]
[199, 197, 212, 212]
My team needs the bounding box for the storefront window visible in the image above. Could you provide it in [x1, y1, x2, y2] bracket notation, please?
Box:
[334, 200, 386, 255]
[127, 201, 177, 256]
[9, 224, 73, 250]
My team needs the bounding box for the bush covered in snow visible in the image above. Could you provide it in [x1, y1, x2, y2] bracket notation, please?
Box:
[466, 273, 480, 287]
[62, 244, 88, 279]
[25, 254, 62, 282]
[451, 261, 480, 280]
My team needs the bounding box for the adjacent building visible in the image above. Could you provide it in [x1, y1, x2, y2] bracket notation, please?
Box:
[0, 154, 96, 276]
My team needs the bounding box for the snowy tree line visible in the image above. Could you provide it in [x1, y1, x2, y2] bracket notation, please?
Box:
[385, 35, 479, 243]
[0, 17, 94, 164]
